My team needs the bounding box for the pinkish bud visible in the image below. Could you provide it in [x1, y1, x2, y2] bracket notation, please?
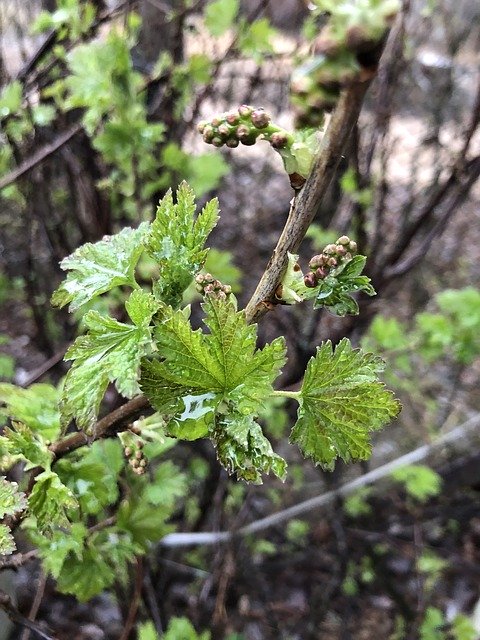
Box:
[324, 244, 337, 255]
[327, 257, 337, 267]
[315, 267, 328, 280]
[309, 254, 325, 269]
[211, 117, 221, 127]
[336, 245, 347, 256]
[236, 124, 250, 140]
[202, 126, 214, 143]
[238, 104, 253, 117]
[226, 111, 240, 125]
[270, 132, 288, 149]
[304, 272, 318, 288]
[251, 109, 271, 129]
[197, 121, 208, 134]
[218, 124, 230, 137]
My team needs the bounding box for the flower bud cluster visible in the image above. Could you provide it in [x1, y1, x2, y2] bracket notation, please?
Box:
[197, 106, 292, 152]
[195, 273, 232, 300]
[124, 424, 147, 475]
[304, 235, 358, 288]
[291, 0, 399, 128]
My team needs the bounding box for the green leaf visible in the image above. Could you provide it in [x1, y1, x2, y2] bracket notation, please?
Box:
[420, 607, 445, 640]
[0, 422, 53, 471]
[204, 0, 239, 36]
[290, 339, 400, 470]
[0, 525, 15, 555]
[164, 618, 210, 640]
[238, 18, 278, 62]
[140, 295, 286, 481]
[451, 614, 477, 640]
[213, 413, 287, 483]
[144, 461, 187, 508]
[117, 498, 174, 550]
[55, 531, 136, 601]
[0, 383, 61, 441]
[391, 464, 442, 502]
[0, 81, 22, 117]
[51, 223, 149, 312]
[146, 183, 219, 307]
[0, 476, 27, 518]
[60, 290, 159, 431]
[139, 622, 159, 640]
[35, 523, 87, 578]
[28, 470, 77, 533]
[313, 255, 376, 316]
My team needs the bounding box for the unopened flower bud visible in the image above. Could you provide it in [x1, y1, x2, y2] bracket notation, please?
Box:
[315, 267, 328, 280]
[202, 126, 214, 143]
[197, 120, 208, 134]
[236, 124, 250, 140]
[336, 245, 347, 257]
[337, 236, 350, 245]
[327, 257, 337, 267]
[218, 124, 230, 137]
[270, 132, 288, 149]
[139, 459, 147, 467]
[309, 254, 325, 269]
[124, 447, 132, 457]
[238, 104, 253, 117]
[324, 244, 337, 255]
[204, 273, 213, 281]
[211, 117, 221, 127]
[344, 252, 352, 261]
[212, 137, 224, 147]
[226, 111, 240, 125]
[304, 272, 318, 288]
[135, 450, 142, 460]
[348, 241, 357, 253]
[136, 440, 144, 449]
[204, 284, 215, 294]
[224, 284, 232, 294]
[251, 109, 271, 129]
[226, 137, 239, 148]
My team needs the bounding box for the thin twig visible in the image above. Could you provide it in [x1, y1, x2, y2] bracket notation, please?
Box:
[159, 412, 480, 548]
[49, 395, 151, 460]
[119, 557, 144, 640]
[20, 572, 47, 640]
[0, 590, 58, 640]
[0, 123, 83, 192]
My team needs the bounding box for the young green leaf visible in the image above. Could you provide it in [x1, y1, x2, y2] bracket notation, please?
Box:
[55, 530, 136, 601]
[140, 295, 286, 481]
[0, 477, 27, 518]
[163, 617, 211, 640]
[0, 422, 53, 471]
[60, 290, 159, 431]
[51, 223, 149, 312]
[28, 470, 78, 533]
[391, 465, 442, 502]
[213, 413, 287, 483]
[33, 523, 87, 579]
[290, 339, 400, 469]
[0, 524, 15, 555]
[146, 183, 219, 307]
[0, 383, 61, 442]
[204, 0, 239, 37]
